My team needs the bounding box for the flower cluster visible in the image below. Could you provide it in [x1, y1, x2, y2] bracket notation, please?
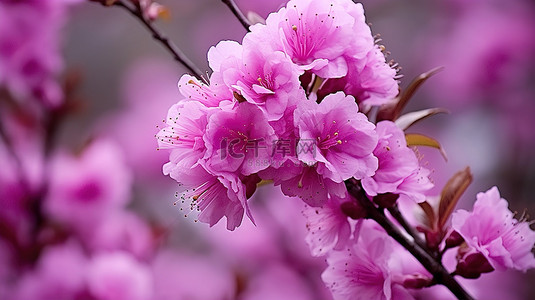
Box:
[156, 0, 535, 299]
[157, 0, 421, 231]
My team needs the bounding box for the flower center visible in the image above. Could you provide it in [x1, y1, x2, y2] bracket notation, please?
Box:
[318, 131, 342, 150]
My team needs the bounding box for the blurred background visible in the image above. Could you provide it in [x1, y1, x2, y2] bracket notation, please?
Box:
[1, 0, 534, 299]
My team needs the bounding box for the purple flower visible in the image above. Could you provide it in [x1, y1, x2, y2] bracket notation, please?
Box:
[249, 0, 371, 79]
[173, 164, 251, 231]
[245, 0, 398, 108]
[361, 121, 432, 203]
[322, 221, 415, 300]
[294, 91, 378, 182]
[178, 74, 233, 108]
[13, 242, 88, 300]
[208, 39, 305, 120]
[203, 102, 275, 176]
[0, 0, 70, 107]
[318, 47, 399, 110]
[452, 187, 535, 272]
[157, 101, 210, 177]
[44, 140, 132, 232]
[274, 162, 347, 206]
[303, 195, 353, 256]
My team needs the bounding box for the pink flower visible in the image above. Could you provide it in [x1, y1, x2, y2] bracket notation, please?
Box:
[203, 102, 275, 176]
[275, 162, 347, 206]
[318, 47, 399, 109]
[303, 195, 353, 256]
[294, 91, 378, 182]
[249, 0, 371, 79]
[322, 221, 415, 300]
[13, 242, 88, 300]
[452, 186, 535, 272]
[361, 121, 432, 203]
[44, 140, 132, 231]
[245, 0, 398, 107]
[87, 252, 153, 300]
[157, 100, 210, 177]
[173, 164, 251, 230]
[0, 0, 69, 107]
[208, 39, 305, 120]
[177, 74, 232, 108]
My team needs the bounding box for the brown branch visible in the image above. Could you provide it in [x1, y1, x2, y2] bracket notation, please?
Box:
[387, 205, 435, 257]
[221, 0, 252, 31]
[345, 179, 474, 300]
[114, 1, 207, 83]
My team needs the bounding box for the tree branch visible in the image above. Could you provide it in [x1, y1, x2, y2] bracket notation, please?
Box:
[345, 179, 474, 300]
[388, 204, 434, 256]
[221, 0, 252, 31]
[114, 1, 207, 83]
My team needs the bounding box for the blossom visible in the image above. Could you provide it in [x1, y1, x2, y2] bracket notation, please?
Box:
[157, 100, 210, 177]
[361, 121, 432, 203]
[274, 163, 346, 206]
[322, 221, 415, 300]
[249, 0, 370, 79]
[13, 242, 88, 300]
[87, 252, 153, 300]
[208, 39, 305, 120]
[452, 186, 535, 272]
[294, 91, 378, 182]
[203, 102, 275, 176]
[303, 195, 353, 256]
[173, 164, 251, 231]
[247, 0, 398, 107]
[0, 0, 69, 107]
[318, 46, 399, 109]
[177, 74, 233, 108]
[44, 140, 132, 231]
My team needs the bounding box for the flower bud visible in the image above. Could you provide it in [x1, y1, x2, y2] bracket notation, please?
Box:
[455, 249, 494, 279]
[445, 230, 464, 248]
[403, 274, 432, 289]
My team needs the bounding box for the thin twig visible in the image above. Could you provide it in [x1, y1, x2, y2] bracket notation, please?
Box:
[221, 0, 252, 31]
[114, 0, 207, 83]
[345, 179, 474, 300]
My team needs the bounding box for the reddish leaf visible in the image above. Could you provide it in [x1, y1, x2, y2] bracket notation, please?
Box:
[377, 66, 444, 121]
[418, 201, 436, 230]
[438, 167, 473, 230]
